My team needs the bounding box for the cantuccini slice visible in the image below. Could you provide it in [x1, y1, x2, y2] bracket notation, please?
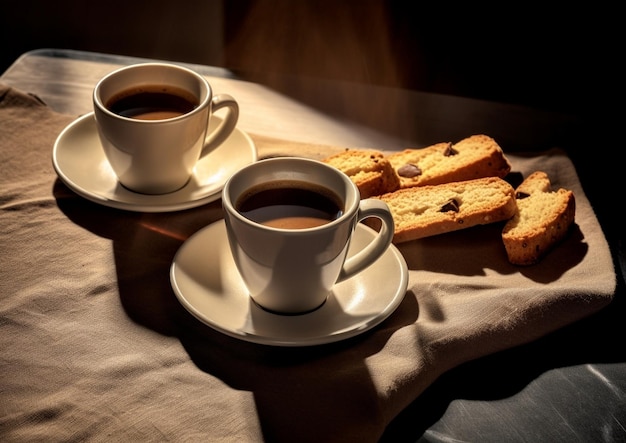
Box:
[502, 171, 576, 265]
[322, 149, 400, 198]
[375, 176, 517, 244]
[387, 134, 512, 189]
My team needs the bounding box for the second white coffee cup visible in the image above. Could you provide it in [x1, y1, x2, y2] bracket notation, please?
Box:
[222, 157, 395, 314]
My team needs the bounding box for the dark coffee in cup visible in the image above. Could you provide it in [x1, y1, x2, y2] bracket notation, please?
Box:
[105, 85, 199, 120]
[236, 180, 344, 229]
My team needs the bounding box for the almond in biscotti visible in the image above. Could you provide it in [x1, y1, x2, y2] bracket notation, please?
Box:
[502, 171, 576, 265]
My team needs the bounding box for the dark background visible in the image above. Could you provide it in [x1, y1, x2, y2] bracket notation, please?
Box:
[2, 1, 620, 117]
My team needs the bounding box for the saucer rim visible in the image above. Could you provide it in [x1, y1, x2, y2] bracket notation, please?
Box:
[52, 112, 257, 212]
[170, 220, 409, 347]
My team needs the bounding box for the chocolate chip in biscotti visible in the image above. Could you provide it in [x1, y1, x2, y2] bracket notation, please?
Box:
[397, 163, 422, 178]
[440, 198, 460, 213]
[443, 142, 458, 156]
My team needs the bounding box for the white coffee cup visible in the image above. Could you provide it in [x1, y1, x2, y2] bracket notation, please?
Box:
[93, 63, 239, 194]
[222, 157, 395, 314]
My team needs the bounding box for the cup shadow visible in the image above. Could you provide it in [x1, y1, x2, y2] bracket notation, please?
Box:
[53, 179, 419, 441]
[397, 221, 587, 282]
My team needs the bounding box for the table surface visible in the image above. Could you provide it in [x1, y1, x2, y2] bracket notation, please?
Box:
[2, 49, 625, 442]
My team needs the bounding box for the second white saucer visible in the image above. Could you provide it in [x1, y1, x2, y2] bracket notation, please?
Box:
[52, 112, 257, 212]
[170, 220, 409, 347]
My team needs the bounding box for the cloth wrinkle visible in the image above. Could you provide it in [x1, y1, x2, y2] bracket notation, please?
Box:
[0, 83, 616, 443]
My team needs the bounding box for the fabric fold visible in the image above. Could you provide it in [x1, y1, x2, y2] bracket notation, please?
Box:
[0, 83, 616, 443]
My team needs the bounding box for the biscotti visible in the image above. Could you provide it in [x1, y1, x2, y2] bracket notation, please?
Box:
[387, 134, 511, 189]
[502, 171, 576, 265]
[375, 176, 517, 244]
[322, 149, 400, 198]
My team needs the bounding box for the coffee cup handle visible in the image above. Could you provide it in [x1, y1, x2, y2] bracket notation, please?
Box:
[201, 93, 239, 157]
[338, 199, 395, 282]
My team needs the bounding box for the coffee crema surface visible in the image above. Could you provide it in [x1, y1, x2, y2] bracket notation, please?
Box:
[236, 180, 344, 229]
[106, 85, 199, 120]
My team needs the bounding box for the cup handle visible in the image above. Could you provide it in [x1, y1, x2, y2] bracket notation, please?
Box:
[200, 93, 239, 157]
[337, 198, 395, 282]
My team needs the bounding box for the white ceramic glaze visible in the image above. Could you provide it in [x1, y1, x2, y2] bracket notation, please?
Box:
[52, 113, 256, 212]
[170, 220, 408, 346]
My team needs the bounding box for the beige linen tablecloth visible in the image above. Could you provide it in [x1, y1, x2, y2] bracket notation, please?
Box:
[0, 84, 616, 442]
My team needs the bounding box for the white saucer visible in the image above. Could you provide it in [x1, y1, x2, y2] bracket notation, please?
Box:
[170, 220, 409, 347]
[52, 112, 257, 212]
